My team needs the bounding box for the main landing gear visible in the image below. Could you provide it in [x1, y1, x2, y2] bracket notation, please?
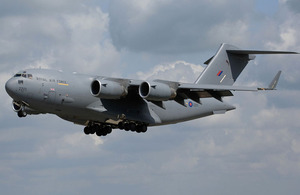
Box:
[84, 124, 112, 136]
[83, 122, 148, 137]
[117, 122, 147, 133]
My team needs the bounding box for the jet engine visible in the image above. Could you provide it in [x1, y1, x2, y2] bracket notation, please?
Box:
[90, 79, 128, 99]
[139, 81, 176, 101]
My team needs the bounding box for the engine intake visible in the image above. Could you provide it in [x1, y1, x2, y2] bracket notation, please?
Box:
[139, 81, 176, 101]
[90, 79, 128, 99]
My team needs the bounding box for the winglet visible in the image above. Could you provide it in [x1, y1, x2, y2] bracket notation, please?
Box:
[268, 70, 281, 89]
[258, 71, 282, 90]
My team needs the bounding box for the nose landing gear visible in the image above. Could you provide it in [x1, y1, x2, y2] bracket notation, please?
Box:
[17, 110, 27, 118]
[12, 101, 27, 118]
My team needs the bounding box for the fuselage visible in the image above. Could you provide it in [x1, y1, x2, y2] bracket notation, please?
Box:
[5, 68, 235, 134]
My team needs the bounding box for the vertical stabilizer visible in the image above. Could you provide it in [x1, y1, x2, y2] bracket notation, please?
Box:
[195, 43, 254, 86]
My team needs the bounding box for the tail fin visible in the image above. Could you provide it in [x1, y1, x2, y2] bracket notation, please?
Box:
[194, 43, 297, 86]
[194, 43, 247, 85]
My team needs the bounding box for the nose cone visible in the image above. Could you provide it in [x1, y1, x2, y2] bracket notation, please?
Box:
[5, 78, 16, 98]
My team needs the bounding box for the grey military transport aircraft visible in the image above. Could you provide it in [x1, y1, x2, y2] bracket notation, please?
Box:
[5, 43, 298, 137]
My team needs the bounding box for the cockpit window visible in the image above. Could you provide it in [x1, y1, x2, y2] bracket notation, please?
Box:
[14, 73, 33, 79]
[14, 74, 22, 77]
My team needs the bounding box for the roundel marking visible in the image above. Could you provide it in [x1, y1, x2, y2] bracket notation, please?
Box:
[188, 101, 193, 107]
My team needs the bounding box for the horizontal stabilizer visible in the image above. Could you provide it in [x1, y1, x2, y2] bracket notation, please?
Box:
[196, 43, 297, 86]
[227, 50, 299, 55]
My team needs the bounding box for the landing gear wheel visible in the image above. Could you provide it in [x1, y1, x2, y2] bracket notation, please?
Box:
[141, 124, 147, 133]
[84, 126, 90, 135]
[124, 123, 130, 131]
[96, 129, 103, 136]
[95, 125, 112, 136]
[129, 123, 136, 132]
[136, 125, 142, 133]
[90, 125, 98, 134]
[118, 122, 124, 130]
[105, 126, 112, 134]
[17, 111, 26, 118]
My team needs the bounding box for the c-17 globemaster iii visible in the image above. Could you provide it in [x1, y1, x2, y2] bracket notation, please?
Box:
[5, 43, 298, 137]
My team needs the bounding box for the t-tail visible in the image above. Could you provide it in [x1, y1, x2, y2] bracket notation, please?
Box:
[194, 43, 297, 86]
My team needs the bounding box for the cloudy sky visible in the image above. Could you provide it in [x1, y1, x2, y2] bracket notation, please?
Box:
[1, 0, 300, 194]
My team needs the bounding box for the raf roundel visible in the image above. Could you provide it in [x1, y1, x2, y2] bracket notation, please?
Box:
[188, 101, 193, 107]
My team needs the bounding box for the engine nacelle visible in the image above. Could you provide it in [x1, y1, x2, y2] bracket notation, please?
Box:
[90, 79, 128, 99]
[139, 81, 176, 101]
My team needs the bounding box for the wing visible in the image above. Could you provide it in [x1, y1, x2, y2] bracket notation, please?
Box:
[177, 83, 257, 102]
[90, 70, 281, 108]
[144, 70, 281, 105]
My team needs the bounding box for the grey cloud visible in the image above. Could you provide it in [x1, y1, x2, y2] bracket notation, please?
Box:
[0, 2, 120, 75]
[0, 15, 69, 69]
[286, 0, 300, 13]
[2, 61, 300, 195]
[109, 0, 254, 54]
[1, 1, 300, 195]
[136, 60, 204, 82]
[0, 0, 83, 17]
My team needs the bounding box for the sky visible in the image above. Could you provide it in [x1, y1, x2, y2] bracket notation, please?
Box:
[0, 0, 300, 194]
